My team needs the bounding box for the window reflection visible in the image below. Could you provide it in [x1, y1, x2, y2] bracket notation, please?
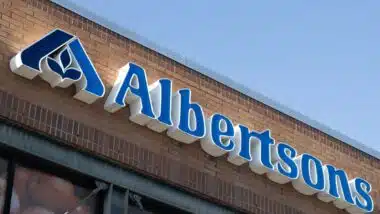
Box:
[0, 158, 8, 213]
[111, 189, 125, 214]
[128, 193, 191, 214]
[110, 189, 191, 214]
[11, 165, 96, 214]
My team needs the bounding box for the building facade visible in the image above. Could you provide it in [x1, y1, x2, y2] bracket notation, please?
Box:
[0, 0, 378, 213]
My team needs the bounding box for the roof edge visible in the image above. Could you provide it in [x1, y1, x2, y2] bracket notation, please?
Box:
[51, 0, 380, 160]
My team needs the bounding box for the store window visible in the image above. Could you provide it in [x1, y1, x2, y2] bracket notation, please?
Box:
[111, 188, 192, 214]
[0, 158, 8, 213]
[110, 188, 125, 214]
[128, 192, 191, 214]
[10, 165, 100, 214]
[0, 150, 197, 214]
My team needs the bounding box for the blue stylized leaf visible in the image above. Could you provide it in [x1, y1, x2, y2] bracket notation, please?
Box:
[47, 57, 64, 76]
[63, 68, 81, 81]
[60, 48, 71, 69]
[19, 29, 74, 71]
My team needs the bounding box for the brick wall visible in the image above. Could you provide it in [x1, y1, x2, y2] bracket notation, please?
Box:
[0, 0, 378, 213]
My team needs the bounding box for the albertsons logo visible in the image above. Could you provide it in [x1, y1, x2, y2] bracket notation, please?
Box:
[10, 29, 105, 104]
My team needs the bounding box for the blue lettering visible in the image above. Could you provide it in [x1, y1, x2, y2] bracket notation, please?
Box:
[276, 143, 298, 179]
[353, 178, 374, 212]
[210, 114, 235, 151]
[105, 63, 155, 117]
[301, 154, 325, 191]
[156, 79, 173, 126]
[239, 125, 274, 170]
[325, 165, 354, 204]
[178, 89, 205, 138]
[14, 28, 376, 211]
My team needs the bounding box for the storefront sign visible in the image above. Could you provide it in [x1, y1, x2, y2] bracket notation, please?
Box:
[9, 29, 375, 213]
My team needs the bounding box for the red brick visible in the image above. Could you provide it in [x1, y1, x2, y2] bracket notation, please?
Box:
[0, 0, 377, 213]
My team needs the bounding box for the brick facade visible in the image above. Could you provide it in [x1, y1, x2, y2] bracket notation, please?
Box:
[0, 0, 378, 213]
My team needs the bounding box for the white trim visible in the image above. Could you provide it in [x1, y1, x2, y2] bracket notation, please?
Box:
[51, 0, 380, 159]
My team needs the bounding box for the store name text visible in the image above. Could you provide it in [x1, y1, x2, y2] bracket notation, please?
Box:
[9, 29, 374, 213]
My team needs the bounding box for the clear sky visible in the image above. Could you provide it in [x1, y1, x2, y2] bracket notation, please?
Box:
[67, 0, 380, 152]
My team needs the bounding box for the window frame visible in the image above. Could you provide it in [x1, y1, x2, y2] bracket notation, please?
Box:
[0, 141, 107, 214]
[0, 121, 236, 214]
[2, 158, 13, 214]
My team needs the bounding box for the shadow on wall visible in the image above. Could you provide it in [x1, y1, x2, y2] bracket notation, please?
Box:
[0, 0, 58, 93]
[0, 7, 82, 106]
[0, 0, 118, 107]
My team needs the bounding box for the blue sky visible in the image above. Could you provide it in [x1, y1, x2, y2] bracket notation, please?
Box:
[67, 0, 380, 152]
